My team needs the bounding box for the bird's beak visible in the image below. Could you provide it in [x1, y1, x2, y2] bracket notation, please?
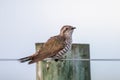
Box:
[72, 27, 76, 30]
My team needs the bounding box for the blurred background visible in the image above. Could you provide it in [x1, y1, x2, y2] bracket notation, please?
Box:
[0, 0, 120, 80]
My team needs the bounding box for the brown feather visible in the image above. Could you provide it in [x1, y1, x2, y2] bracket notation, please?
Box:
[28, 36, 66, 64]
[19, 25, 75, 64]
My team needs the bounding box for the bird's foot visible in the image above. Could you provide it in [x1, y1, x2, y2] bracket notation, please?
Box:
[54, 58, 64, 62]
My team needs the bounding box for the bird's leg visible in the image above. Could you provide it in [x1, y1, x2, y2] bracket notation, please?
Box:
[54, 58, 59, 62]
[54, 56, 66, 62]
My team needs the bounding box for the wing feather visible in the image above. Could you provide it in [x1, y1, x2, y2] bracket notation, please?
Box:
[29, 36, 65, 64]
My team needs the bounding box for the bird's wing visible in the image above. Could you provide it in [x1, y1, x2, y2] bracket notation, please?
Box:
[29, 36, 66, 64]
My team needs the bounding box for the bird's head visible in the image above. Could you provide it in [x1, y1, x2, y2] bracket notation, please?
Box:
[60, 25, 76, 38]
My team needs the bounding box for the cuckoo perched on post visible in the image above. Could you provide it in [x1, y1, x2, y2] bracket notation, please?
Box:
[19, 25, 76, 64]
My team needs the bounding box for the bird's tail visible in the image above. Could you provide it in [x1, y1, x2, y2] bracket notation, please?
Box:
[19, 56, 31, 63]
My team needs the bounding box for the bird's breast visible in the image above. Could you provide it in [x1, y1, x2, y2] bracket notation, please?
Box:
[53, 39, 72, 59]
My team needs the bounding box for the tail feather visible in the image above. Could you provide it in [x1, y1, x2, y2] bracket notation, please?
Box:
[19, 52, 46, 64]
[28, 60, 35, 64]
[19, 56, 31, 63]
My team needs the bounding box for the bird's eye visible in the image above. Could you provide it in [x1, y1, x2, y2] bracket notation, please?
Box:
[65, 28, 69, 30]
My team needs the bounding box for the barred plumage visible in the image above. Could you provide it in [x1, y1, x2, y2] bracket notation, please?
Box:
[19, 25, 75, 64]
[53, 39, 72, 59]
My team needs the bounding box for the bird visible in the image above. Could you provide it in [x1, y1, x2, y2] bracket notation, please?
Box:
[19, 25, 76, 64]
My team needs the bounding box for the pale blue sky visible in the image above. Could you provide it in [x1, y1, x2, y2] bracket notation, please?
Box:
[0, 0, 120, 80]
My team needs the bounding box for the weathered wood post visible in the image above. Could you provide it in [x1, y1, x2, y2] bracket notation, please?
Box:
[36, 43, 91, 80]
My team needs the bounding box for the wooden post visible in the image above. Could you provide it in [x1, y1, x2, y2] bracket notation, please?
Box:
[36, 43, 44, 80]
[36, 43, 91, 80]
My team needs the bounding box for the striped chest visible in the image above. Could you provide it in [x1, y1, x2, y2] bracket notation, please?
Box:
[53, 38, 72, 59]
